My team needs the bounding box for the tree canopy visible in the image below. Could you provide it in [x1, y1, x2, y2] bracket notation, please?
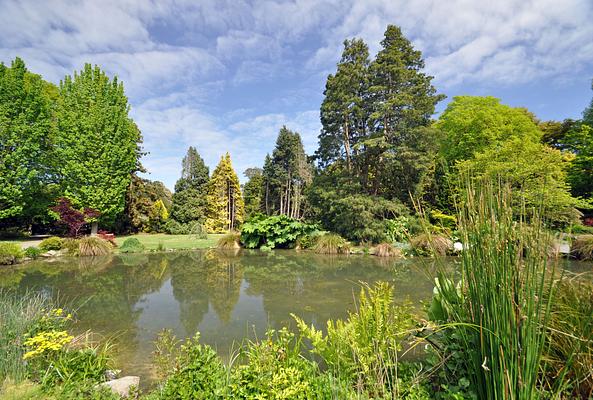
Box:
[206, 153, 244, 232]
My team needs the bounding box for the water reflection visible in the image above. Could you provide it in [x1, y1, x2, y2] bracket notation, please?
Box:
[3, 250, 585, 385]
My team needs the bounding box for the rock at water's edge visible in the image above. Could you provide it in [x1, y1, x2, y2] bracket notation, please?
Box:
[99, 376, 139, 398]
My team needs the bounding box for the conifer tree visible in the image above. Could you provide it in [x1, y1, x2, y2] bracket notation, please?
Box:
[262, 127, 312, 219]
[170, 146, 209, 224]
[205, 153, 244, 232]
[243, 168, 264, 218]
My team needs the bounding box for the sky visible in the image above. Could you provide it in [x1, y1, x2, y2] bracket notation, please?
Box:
[1, 0, 592, 190]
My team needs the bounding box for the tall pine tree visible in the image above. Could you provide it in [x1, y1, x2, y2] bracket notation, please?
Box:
[206, 153, 244, 232]
[170, 146, 210, 224]
[262, 127, 312, 219]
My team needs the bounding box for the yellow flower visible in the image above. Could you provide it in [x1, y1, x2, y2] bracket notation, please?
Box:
[22, 330, 73, 360]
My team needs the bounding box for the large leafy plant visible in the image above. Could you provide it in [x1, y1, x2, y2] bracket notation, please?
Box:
[240, 215, 316, 250]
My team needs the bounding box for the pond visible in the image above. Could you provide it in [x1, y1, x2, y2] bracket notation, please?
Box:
[0, 250, 590, 386]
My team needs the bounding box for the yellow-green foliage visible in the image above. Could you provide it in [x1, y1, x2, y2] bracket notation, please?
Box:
[293, 282, 415, 395]
[312, 233, 350, 254]
[61, 238, 80, 256]
[372, 242, 402, 257]
[78, 237, 112, 257]
[0, 242, 24, 265]
[205, 153, 244, 233]
[39, 236, 64, 251]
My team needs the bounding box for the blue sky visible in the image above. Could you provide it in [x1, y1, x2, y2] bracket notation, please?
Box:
[1, 0, 592, 190]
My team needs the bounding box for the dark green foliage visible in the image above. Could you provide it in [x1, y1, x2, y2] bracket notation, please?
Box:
[125, 175, 172, 233]
[24, 246, 43, 259]
[561, 124, 593, 199]
[56, 64, 143, 227]
[119, 237, 145, 253]
[0, 242, 24, 265]
[153, 332, 227, 399]
[262, 127, 312, 219]
[39, 236, 64, 251]
[583, 80, 593, 128]
[240, 214, 316, 249]
[243, 168, 264, 218]
[308, 183, 409, 243]
[163, 220, 207, 237]
[171, 147, 210, 225]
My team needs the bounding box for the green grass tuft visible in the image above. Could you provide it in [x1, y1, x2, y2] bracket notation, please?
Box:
[78, 237, 112, 257]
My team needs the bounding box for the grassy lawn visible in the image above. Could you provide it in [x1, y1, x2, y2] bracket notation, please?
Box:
[114, 233, 224, 251]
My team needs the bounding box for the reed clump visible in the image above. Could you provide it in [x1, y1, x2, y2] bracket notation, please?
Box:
[312, 233, 350, 254]
[217, 232, 241, 249]
[78, 237, 112, 257]
[372, 242, 402, 257]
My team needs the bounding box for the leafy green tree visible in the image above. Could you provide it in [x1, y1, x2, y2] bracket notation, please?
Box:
[262, 127, 312, 219]
[0, 58, 57, 227]
[243, 168, 264, 218]
[583, 80, 593, 128]
[561, 124, 593, 199]
[539, 119, 578, 150]
[437, 96, 542, 164]
[206, 153, 244, 232]
[170, 146, 209, 224]
[457, 138, 581, 226]
[56, 64, 143, 230]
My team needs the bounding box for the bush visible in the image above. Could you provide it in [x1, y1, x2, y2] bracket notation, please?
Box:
[163, 220, 207, 238]
[217, 232, 241, 249]
[0, 242, 24, 265]
[39, 236, 64, 251]
[62, 238, 80, 256]
[568, 224, 593, 235]
[153, 331, 228, 399]
[78, 237, 112, 257]
[311, 233, 350, 255]
[410, 233, 452, 256]
[241, 215, 316, 250]
[119, 238, 145, 254]
[372, 242, 402, 257]
[293, 282, 416, 396]
[24, 246, 43, 260]
[429, 210, 457, 231]
[572, 235, 593, 260]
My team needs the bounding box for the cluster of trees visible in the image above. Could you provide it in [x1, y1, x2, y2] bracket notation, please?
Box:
[241, 25, 593, 242]
[2, 24, 592, 239]
[0, 58, 143, 234]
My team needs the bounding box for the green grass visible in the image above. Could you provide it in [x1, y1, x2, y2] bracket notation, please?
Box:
[114, 233, 223, 252]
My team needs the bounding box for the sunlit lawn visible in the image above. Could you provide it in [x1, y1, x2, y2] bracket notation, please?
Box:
[114, 233, 224, 251]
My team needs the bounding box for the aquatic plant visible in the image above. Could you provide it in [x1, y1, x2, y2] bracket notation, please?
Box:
[429, 184, 560, 399]
[311, 233, 350, 254]
[78, 237, 112, 257]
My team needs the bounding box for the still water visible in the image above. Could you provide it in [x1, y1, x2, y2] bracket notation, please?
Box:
[0, 250, 589, 385]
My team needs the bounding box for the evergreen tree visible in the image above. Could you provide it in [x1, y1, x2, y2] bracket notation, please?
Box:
[243, 168, 264, 219]
[318, 39, 371, 171]
[0, 58, 57, 227]
[206, 153, 244, 232]
[262, 127, 312, 219]
[583, 80, 593, 128]
[124, 175, 172, 232]
[56, 64, 143, 230]
[170, 146, 209, 224]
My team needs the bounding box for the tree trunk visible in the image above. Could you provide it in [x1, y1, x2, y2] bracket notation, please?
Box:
[91, 221, 98, 236]
[343, 116, 352, 171]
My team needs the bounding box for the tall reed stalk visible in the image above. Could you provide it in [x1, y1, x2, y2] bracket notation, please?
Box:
[434, 183, 558, 399]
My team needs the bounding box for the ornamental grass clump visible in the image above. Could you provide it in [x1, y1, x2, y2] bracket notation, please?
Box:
[410, 233, 452, 256]
[78, 237, 112, 257]
[312, 233, 350, 254]
[572, 234, 593, 260]
[430, 184, 561, 399]
[372, 242, 402, 257]
[217, 232, 241, 249]
[0, 242, 24, 265]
